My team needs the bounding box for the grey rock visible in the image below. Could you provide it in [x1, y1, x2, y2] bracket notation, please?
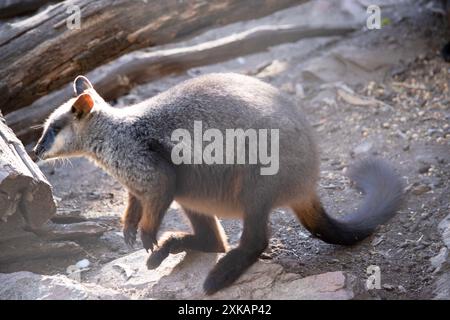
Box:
[0, 271, 126, 300]
[438, 214, 450, 236]
[417, 164, 431, 174]
[411, 184, 431, 195]
[35, 221, 108, 241]
[94, 250, 358, 300]
[434, 269, 450, 300]
[430, 247, 448, 273]
[433, 214, 450, 299]
[352, 141, 373, 156]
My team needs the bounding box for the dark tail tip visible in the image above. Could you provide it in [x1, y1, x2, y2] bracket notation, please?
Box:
[316, 158, 404, 245]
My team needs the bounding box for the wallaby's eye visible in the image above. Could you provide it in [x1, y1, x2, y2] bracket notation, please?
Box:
[52, 125, 62, 134]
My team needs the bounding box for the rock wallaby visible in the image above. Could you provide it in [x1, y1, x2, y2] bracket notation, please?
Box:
[34, 73, 403, 294]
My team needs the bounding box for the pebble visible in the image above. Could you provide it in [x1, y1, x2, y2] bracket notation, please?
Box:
[383, 284, 395, 291]
[417, 164, 431, 174]
[352, 141, 373, 155]
[411, 184, 431, 195]
[295, 83, 305, 98]
[398, 285, 407, 293]
[76, 259, 90, 269]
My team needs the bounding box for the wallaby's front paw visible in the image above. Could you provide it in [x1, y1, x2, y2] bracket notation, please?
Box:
[123, 226, 137, 248]
[140, 230, 157, 252]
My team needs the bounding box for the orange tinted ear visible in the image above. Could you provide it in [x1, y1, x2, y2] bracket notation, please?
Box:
[72, 93, 94, 117]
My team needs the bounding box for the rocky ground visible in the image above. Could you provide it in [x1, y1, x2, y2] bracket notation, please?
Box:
[0, 0, 449, 300]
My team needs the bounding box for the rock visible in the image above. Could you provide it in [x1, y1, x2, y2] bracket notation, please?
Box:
[438, 214, 450, 234]
[430, 247, 448, 273]
[0, 271, 126, 300]
[411, 184, 431, 195]
[352, 141, 373, 156]
[280, 82, 295, 94]
[256, 60, 287, 79]
[51, 209, 86, 224]
[433, 214, 450, 299]
[66, 258, 92, 281]
[0, 237, 83, 264]
[93, 250, 359, 300]
[398, 285, 407, 293]
[300, 44, 426, 87]
[438, 214, 450, 248]
[417, 164, 431, 174]
[442, 228, 450, 250]
[0, 212, 35, 242]
[295, 83, 305, 98]
[34, 221, 108, 241]
[76, 259, 91, 269]
[382, 284, 395, 291]
[434, 272, 450, 300]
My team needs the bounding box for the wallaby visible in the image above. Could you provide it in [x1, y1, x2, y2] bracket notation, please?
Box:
[34, 73, 403, 295]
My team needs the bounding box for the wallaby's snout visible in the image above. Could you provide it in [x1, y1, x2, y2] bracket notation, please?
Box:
[33, 128, 55, 159]
[33, 144, 44, 159]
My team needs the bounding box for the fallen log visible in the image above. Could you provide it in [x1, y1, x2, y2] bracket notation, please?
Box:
[0, 114, 56, 230]
[0, 238, 82, 264]
[0, 0, 304, 114]
[5, 24, 356, 145]
[0, 0, 61, 19]
[34, 221, 108, 241]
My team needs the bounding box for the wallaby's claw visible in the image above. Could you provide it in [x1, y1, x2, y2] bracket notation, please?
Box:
[141, 230, 157, 252]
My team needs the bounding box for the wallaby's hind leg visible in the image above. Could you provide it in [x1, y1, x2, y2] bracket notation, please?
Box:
[203, 206, 270, 295]
[147, 208, 228, 269]
[122, 192, 143, 248]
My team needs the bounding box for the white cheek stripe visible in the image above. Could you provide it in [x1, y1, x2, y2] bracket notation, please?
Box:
[47, 130, 68, 156]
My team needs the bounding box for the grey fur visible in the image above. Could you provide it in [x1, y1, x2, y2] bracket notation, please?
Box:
[37, 73, 319, 210]
[35, 73, 403, 293]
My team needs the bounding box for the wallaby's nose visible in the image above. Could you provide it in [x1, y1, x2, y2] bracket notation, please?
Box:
[33, 144, 44, 158]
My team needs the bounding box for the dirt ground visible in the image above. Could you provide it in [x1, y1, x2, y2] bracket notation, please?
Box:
[1, 0, 448, 300]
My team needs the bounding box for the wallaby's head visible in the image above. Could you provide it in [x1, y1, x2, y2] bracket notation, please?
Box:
[34, 76, 104, 160]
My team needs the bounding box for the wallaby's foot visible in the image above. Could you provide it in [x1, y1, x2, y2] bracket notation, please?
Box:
[202, 207, 269, 295]
[146, 233, 179, 269]
[141, 230, 157, 252]
[147, 232, 227, 270]
[203, 248, 258, 295]
[147, 247, 170, 269]
[146, 244, 171, 269]
[123, 225, 137, 248]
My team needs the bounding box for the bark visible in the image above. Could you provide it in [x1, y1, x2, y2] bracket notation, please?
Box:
[0, 0, 304, 114]
[0, 114, 56, 229]
[0, 0, 61, 19]
[5, 24, 355, 145]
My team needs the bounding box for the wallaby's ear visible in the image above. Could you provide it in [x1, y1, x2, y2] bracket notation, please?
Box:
[74, 75, 93, 96]
[72, 93, 94, 117]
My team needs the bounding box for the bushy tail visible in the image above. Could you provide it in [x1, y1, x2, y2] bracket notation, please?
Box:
[294, 158, 404, 245]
